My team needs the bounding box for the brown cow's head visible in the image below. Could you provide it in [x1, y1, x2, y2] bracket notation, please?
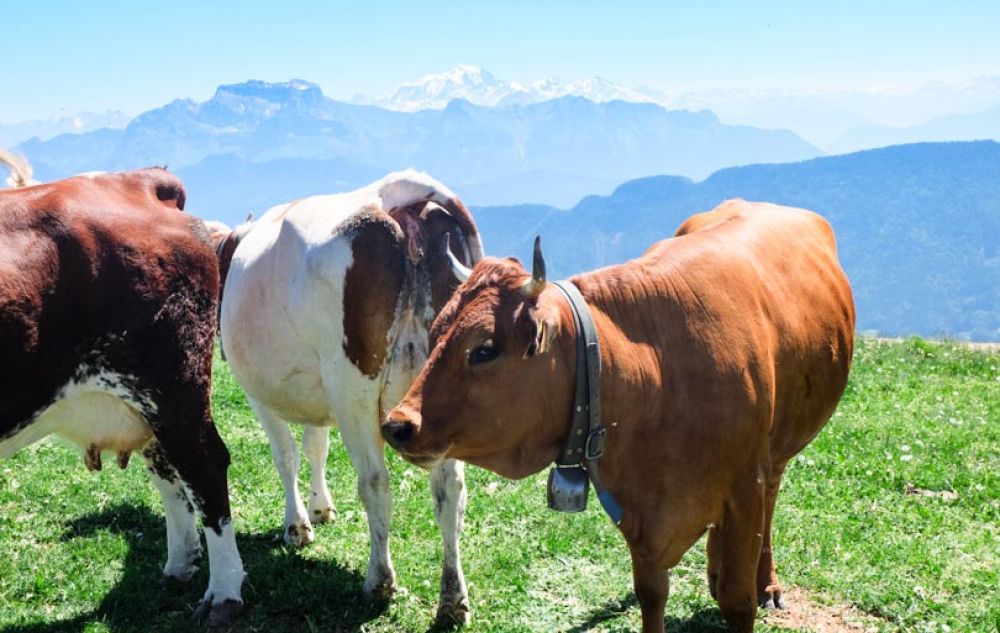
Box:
[382, 238, 577, 479]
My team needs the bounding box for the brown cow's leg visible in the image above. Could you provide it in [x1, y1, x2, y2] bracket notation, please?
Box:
[630, 546, 668, 633]
[757, 460, 788, 609]
[706, 525, 721, 600]
[715, 471, 764, 633]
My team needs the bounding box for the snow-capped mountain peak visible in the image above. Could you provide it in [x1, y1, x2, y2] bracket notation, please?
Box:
[365, 65, 658, 111]
[384, 65, 507, 111]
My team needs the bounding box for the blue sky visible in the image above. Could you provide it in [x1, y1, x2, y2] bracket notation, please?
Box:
[3, 0, 998, 121]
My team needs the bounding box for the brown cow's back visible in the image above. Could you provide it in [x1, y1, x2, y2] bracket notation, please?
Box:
[672, 199, 855, 457]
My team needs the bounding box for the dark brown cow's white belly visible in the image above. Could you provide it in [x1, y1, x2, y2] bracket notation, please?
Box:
[0, 368, 154, 468]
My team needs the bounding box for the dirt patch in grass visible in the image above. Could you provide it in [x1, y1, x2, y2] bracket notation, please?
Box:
[764, 588, 885, 633]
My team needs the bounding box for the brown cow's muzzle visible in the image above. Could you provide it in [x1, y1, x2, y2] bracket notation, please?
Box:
[381, 405, 420, 452]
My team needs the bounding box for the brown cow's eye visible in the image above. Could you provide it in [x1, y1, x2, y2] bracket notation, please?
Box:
[469, 339, 500, 366]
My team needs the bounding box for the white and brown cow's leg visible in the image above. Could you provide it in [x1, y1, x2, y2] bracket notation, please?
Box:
[144, 446, 202, 582]
[250, 396, 314, 546]
[430, 458, 470, 625]
[302, 425, 335, 524]
[338, 415, 397, 600]
[328, 371, 396, 601]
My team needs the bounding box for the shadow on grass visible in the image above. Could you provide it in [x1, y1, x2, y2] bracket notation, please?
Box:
[6, 503, 385, 633]
[564, 592, 728, 633]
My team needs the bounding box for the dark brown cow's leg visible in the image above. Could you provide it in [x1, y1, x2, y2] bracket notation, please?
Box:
[715, 469, 764, 633]
[143, 442, 202, 584]
[148, 385, 245, 626]
[757, 460, 788, 609]
[629, 545, 668, 633]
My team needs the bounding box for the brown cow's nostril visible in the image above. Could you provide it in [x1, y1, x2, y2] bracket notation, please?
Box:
[382, 419, 415, 447]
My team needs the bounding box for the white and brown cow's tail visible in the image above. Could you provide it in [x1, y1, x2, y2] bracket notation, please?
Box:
[0, 149, 39, 188]
[206, 214, 255, 359]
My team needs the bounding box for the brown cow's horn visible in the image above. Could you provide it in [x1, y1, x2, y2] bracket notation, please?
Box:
[443, 233, 472, 283]
[522, 236, 547, 298]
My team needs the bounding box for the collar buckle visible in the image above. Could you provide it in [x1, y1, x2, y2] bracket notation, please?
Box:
[584, 427, 606, 460]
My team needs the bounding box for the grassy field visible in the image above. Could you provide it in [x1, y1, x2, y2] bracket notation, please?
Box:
[0, 337, 997, 632]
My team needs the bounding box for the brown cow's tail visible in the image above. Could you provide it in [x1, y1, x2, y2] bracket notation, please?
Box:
[0, 149, 39, 188]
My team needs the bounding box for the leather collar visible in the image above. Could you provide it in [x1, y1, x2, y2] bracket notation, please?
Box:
[551, 280, 623, 524]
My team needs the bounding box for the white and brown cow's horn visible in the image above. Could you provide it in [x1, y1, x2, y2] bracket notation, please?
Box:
[443, 233, 473, 283]
[522, 236, 547, 298]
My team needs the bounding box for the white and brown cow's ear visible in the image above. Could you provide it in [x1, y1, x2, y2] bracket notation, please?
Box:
[388, 202, 427, 264]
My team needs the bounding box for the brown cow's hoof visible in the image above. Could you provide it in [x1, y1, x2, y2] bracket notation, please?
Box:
[192, 598, 245, 627]
[310, 505, 336, 524]
[758, 586, 787, 610]
[435, 597, 471, 628]
[284, 522, 315, 547]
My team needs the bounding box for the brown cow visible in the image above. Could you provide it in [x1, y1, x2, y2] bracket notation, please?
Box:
[0, 163, 245, 625]
[382, 199, 855, 632]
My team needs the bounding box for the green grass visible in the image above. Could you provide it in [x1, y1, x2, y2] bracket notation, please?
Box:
[1, 337, 997, 632]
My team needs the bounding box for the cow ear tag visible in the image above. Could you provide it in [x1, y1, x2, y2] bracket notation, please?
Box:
[547, 466, 589, 513]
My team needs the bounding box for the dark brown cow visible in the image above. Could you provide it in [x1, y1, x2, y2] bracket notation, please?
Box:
[382, 199, 855, 633]
[0, 164, 245, 625]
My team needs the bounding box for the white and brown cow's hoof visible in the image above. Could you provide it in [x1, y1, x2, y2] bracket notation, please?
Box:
[362, 574, 398, 603]
[192, 598, 245, 627]
[284, 522, 315, 547]
[310, 505, 336, 524]
[435, 597, 471, 627]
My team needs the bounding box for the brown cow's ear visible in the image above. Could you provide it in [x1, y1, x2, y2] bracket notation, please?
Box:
[523, 306, 556, 358]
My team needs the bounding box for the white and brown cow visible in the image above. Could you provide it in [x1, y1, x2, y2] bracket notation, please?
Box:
[0, 156, 245, 626]
[217, 170, 483, 623]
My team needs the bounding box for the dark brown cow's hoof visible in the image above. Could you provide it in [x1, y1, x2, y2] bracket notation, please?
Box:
[160, 574, 190, 590]
[208, 600, 245, 627]
[192, 598, 245, 627]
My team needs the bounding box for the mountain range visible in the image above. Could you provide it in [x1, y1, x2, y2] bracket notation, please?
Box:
[0, 110, 129, 148]
[3, 76, 997, 341]
[350, 66, 1000, 151]
[6, 67, 1000, 154]
[352, 64, 660, 111]
[15, 79, 820, 209]
[472, 141, 1000, 342]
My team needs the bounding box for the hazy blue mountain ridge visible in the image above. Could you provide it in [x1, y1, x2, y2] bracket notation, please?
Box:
[472, 141, 1000, 342]
[16, 79, 821, 208]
